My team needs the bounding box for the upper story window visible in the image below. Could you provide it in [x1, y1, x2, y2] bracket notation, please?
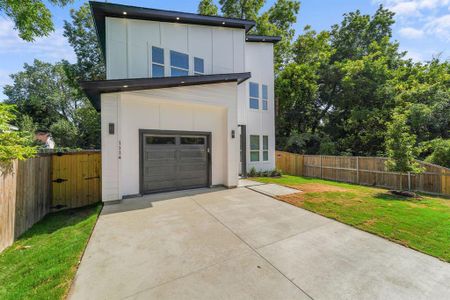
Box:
[262, 85, 268, 110]
[152, 46, 165, 77]
[194, 57, 204, 75]
[170, 50, 189, 76]
[249, 82, 259, 109]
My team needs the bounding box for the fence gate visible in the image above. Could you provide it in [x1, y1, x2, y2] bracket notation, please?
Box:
[51, 151, 101, 209]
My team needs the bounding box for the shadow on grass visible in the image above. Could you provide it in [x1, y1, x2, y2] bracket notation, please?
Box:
[373, 192, 422, 203]
[16, 203, 102, 241]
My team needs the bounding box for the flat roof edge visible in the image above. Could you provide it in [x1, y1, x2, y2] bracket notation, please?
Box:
[245, 35, 282, 44]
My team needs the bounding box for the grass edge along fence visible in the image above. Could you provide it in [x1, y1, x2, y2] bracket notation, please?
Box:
[276, 151, 450, 197]
[0, 151, 101, 252]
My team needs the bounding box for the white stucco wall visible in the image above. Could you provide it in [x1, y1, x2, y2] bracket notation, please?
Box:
[101, 82, 240, 201]
[105, 17, 246, 80]
[242, 42, 276, 171]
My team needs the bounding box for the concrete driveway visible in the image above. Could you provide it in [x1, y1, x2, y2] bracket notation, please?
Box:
[69, 186, 450, 300]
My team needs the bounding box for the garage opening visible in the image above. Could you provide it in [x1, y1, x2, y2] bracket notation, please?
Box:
[140, 130, 211, 194]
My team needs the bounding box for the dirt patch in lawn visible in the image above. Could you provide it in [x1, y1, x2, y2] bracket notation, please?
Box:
[276, 183, 348, 206]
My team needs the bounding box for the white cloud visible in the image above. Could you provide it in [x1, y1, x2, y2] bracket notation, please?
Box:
[375, 0, 450, 15]
[398, 26, 425, 38]
[391, 2, 419, 16]
[0, 19, 75, 62]
[424, 14, 450, 40]
[403, 49, 424, 61]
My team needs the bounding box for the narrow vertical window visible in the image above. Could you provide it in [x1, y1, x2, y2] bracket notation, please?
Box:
[250, 135, 260, 161]
[249, 82, 259, 109]
[263, 136, 269, 161]
[170, 50, 189, 76]
[151, 46, 165, 77]
[194, 57, 204, 75]
[262, 85, 268, 110]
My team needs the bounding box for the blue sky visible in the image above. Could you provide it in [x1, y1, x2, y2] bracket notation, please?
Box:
[1, 0, 449, 100]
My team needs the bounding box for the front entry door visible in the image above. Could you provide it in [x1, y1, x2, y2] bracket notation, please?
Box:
[141, 131, 210, 194]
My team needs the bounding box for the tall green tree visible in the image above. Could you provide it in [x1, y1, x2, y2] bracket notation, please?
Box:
[3, 59, 100, 149]
[198, 0, 219, 16]
[277, 6, 411, 156]
[63, 2, 105, 81]
[219, 0, 265, 20]
[385, 111, 421, 173]
[0, 0, 73, 41]
[0, 104, 36, 167]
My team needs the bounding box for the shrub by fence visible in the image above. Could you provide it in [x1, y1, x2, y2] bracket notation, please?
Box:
[0, 151, 101, 252]
[276, 151, 450, 196]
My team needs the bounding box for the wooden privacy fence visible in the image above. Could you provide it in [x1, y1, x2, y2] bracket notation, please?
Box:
[0, 151, 101, 252]
[276, 151, 450, 197]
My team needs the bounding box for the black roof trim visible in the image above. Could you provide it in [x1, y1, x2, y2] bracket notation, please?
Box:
[90, 1, 256, 58]
[245, 35, 281, 43]
[80, 72, 252, 111]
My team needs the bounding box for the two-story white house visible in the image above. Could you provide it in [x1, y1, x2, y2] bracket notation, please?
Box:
[80, 1, 280, 202]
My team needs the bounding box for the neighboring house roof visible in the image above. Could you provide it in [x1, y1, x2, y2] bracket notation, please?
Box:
[90, 1, 257, 58]
[80, 72, 252, 111]
[245, 35, 282, 44]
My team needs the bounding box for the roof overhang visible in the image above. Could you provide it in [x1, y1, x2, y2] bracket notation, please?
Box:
[90, 1, 256, 59]
[245, 35, 282, 44]
[80, 72, 252, 111]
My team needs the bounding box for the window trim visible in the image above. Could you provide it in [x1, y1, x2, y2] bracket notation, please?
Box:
[250, 135, 260, 162]
[262, 84, 268, 111]
[170, 50, 189, 76]
[151, 46, 165, 77]
[194, 57, 204, 75]
[263, 135, 269, 161]
[249, 82, 259, 110]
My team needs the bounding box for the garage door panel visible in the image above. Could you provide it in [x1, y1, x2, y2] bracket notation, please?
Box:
[144, 180, 178, 191]
[142, 132, 209, 193]
[145, 149, 177, 161]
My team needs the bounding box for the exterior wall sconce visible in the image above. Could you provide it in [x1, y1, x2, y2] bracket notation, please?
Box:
[109, 123, 115, 135]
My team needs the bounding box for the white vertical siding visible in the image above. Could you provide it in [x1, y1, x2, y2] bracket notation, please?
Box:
[243, 42, 276, 172]
[101, 83, 239, 199]
[105, 17, 245, 80]
[188, 25, 213, 74]
[106, 17, 127, 79]
[101, 94, 120, 201]
[212, 28, 234, 74]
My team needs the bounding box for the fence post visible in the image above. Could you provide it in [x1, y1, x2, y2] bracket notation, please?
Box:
[408, 172, 411, 191]
[356, 156, 359, 184]
[320, 155, 323, 179]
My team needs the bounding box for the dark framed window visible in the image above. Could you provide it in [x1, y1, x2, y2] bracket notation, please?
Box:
[263, 136, 269, 161]
[170, 50, 189, 76]
[180, 137, 205, 145]
[151, 46, 165, 77]
[146, 136, 176, 145]
[262, 85, 268, 110]
[194, 57, 204, 75]
[250, 135, 260, 161]
[249, 82, 259, 109]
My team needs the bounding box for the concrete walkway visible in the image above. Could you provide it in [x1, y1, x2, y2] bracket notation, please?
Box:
[69, 186, 450, 300]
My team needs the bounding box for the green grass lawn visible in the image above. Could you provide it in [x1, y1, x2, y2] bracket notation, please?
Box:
[0, 204, 101, 300]
[253, 175, 450, 262]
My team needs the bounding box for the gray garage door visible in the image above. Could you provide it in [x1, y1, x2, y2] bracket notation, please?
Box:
[141, 132, 209, 193]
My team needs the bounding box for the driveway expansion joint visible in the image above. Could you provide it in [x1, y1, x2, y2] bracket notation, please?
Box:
[191, 196, 315, 300]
